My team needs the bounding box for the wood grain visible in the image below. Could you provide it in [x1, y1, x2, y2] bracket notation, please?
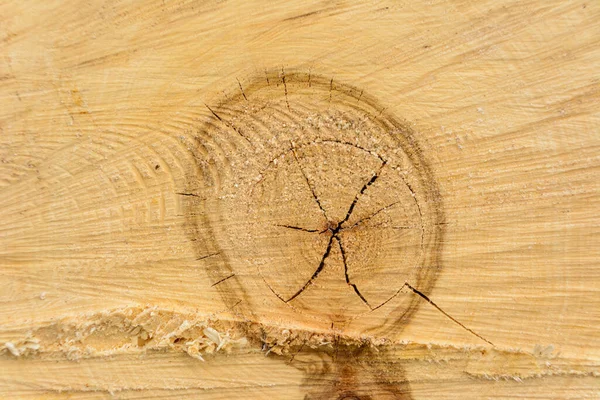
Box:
[1, 0, 599, 398]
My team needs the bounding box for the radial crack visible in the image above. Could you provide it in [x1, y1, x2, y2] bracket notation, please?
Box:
[274, 224, 321, 233]
[336, 236, 371, 309]
[339, 161, 387, 226]
[405, 282, 495, 346]
[236, 78, 248, 101]
[261, 274, 287, 304]
[196, 252, 220, 261]
[290, 142, 329, 220]
[286, 234, 335, 303]
[281, 159, 390, 304]
[281, 67, 290, 110]
[346, 199, 403, 229]
[205, 103, 250, 143]
[211, 274, 235, 287]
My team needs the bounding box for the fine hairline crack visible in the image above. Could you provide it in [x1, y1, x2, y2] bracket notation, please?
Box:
[290, 142, 329, 221]
[274, 224, 323, 233]
[401, 282, 495, 346]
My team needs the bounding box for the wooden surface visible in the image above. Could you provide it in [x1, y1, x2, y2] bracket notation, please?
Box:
[1, 0, 599, 398]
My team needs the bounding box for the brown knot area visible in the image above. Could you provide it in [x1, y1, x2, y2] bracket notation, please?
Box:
[255, 142, 422, 315]
[190, 70, 444, 337]
[298, 345, 412, 399]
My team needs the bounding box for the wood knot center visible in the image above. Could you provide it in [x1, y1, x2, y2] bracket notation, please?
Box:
[189, 70, 444, 335]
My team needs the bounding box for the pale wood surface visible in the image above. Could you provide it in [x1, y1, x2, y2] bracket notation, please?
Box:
[1, 0, 599, 398]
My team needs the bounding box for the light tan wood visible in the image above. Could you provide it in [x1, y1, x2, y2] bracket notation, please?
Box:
[1, 0, 599, 398]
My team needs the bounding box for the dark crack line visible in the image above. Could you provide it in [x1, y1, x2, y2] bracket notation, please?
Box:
[290, 142, 329, 220]
[281, 160, 389, 305]
[333, 333, 340, 361]
[337, 237, 350, 285]
[204, 103, 223, 121]
[347, 199, 403, 229]
[285, 234, 336, 303]
[281, 67, 290, 110]
[339, 161, 387, 226]
[405, 282, 495, 346]
[236, 78, 248, 101]
[211, 274, 235, 287]
[205, 103, 251, 143]
[319, 139, 386, 163]
[274, 224, 322, 233]
[214, 299, 244, 318]
[287, 333, 313, 365]
[261, 274, 287, 303]
[176, 192, 204, 199]
[263, 343, 276, 355]
[371, 286, 404, 311]
[397, 176, 426, 256]
[336, 236, 371, 309]
[402, 178, 423, 220]
[196, 252, 220, 261]
[360, 222, 421, 231]
[368, 282, 495, 345]
[288, 341, 305, 365]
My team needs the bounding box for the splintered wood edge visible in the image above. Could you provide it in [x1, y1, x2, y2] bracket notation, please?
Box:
[1, 305, 594, 382]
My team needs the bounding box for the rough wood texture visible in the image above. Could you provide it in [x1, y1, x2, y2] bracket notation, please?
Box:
[1, 0, 599, 399]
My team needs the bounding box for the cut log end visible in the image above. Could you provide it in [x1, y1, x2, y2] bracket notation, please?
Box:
[185, 71, 445, 340]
